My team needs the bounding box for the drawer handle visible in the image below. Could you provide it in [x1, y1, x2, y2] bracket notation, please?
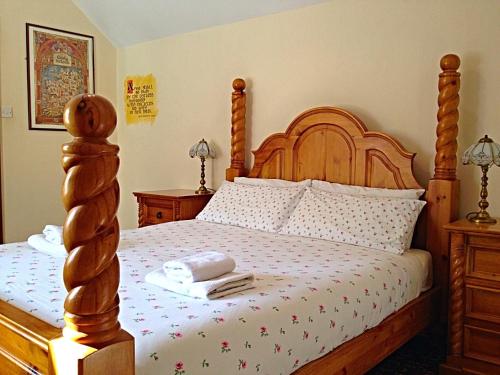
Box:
[156, 211, 163, 219]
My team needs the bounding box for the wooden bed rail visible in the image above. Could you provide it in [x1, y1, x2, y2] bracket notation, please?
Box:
[426, 54, 461, 320]
[49, 94, 134, 374]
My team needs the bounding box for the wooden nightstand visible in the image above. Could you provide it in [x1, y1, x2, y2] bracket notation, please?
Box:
[440, 219, 500, 374]
[133, 189, 213, 228]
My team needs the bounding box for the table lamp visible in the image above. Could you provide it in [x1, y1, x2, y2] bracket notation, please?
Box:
[189, 138, 215, 194]
[462, 134, 500, 224]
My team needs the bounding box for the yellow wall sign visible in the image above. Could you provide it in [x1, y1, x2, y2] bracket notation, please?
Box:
[124, 74, 158, 124]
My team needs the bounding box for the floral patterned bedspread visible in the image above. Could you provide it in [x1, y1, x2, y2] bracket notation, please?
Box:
[0, 220, 430, 375]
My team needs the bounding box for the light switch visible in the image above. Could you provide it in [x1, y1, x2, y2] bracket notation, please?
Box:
[1, 106, 13, 118]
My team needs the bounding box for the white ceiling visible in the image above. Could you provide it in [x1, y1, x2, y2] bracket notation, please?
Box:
[72, 0, 329, 47]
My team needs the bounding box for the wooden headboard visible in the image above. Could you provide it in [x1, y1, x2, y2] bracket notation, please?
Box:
[226, 55, 461, 319]
[248, 107, 422, 190]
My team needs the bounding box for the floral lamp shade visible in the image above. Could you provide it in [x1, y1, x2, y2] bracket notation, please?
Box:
[189, 139, 216, 159]
[189, 139, 215, 194]
[462, 135, 500, 167]
[462, 135, 500, 224]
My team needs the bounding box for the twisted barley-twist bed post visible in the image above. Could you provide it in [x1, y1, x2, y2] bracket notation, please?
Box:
[49, 94, 134, 374]
[225, 78, 247, 181]
[426, 54, 461, 321]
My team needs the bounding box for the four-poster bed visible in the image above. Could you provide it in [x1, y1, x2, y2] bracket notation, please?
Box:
[0, 54, 461, 374]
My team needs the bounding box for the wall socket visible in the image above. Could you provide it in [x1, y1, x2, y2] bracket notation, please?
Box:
[1, 106, 13, 118]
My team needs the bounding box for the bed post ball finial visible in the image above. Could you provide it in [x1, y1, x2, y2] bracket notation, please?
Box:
[63, 94, 117, 138]
[233, 78, 246, 91]
[440, 54, 460, 71]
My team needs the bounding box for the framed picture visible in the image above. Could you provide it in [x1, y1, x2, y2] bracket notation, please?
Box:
[26, 23, 94, 131]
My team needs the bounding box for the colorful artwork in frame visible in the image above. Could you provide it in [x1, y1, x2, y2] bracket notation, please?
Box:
[26, 23, 94, 131]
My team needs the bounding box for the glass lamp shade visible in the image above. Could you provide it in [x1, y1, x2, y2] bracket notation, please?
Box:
[462, 135, 500, 167]
[189, 139, 215, 159]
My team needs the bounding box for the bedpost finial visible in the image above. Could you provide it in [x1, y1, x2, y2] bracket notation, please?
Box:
[440, 54, 460, 71]
[232, 78, 246, 92]
[63, 94, 117, 138]
[62, 94, 122, 345]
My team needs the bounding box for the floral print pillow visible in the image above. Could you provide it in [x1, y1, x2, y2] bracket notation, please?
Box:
[234, 177, 312, 188]
[312, 180, 424, 199]
[280, 187, 426, 254]
[196, 181, 305, 232]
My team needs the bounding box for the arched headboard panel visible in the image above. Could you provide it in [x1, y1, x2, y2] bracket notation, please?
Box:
[248, 107, 423, 190]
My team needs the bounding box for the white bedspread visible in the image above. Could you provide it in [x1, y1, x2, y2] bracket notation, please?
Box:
[0, 220, 431, 375]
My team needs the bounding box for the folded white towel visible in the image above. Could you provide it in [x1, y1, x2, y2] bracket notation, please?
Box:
[27, 234, 67, 257]
[163, 251, 236, 283]
[146, 268, 254, 299]
[42, 225, 63, 245]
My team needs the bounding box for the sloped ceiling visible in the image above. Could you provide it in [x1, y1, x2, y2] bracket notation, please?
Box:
[72, 0, 329, 47]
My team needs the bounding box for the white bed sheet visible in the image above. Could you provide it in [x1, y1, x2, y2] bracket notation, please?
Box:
[0, 220, 432, 375]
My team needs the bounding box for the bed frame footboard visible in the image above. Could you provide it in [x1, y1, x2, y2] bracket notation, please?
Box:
[0, 300, 59, 374]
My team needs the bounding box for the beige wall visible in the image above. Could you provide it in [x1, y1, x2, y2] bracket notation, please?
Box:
[116, 0, 500, 230]
[0, 0, 498, 241]
[0, 0, 117, 242]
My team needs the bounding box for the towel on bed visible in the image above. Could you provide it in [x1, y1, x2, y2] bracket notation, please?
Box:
[145, 268, 254, 299]
[27, 234, 67, 257]
[42, 225, 63, 245]
[162, 251, 236, 283]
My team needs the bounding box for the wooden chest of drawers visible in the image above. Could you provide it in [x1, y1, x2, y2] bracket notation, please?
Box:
[440, 219, 500, 374]
[133, 189, 213, 227]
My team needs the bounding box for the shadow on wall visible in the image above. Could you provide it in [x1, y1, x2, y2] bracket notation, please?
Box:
[458, 52, 481, 217]
[244, 78, 254, 172]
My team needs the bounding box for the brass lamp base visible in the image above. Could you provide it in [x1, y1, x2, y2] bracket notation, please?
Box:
[195, 186, 210, 195]
[466, 164, 497, 225]
[466, 211, 497, 224]
[194, 155, 211, 195]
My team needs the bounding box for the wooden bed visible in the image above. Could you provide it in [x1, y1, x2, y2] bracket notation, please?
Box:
[0, 54, 461, 374]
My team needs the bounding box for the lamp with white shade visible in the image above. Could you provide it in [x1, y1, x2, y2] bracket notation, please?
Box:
[462, 134, 500, 224]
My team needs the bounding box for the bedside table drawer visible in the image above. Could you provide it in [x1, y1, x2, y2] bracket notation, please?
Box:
[134, 189, 213, 228]
[464, 325, 500, 366]
[466, 286, 500, 323]
[147, 206, 174, 224]
[467, 238, 500, 281]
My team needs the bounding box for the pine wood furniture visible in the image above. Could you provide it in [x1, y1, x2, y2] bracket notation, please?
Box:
[133, 189, 213, 227]
[440, 219, 500, 374]
[0, 54, 461, 374]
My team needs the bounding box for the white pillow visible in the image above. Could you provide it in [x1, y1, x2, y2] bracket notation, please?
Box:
[196, 181, 305, 232]
[312, 180, 424, 200]
[234, 177, 311, 188]
[280, 187, 426, 254]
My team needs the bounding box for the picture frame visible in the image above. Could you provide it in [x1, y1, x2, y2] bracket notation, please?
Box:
[26, 23, 95, 131]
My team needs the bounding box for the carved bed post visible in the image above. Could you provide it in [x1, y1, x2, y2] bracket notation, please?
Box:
[49, 94, 134, 375]
[226, 78, 248, 181]
[448, 232, 465, 357]
[434, 54, 461, 180]
[426, 54, 461, 321]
